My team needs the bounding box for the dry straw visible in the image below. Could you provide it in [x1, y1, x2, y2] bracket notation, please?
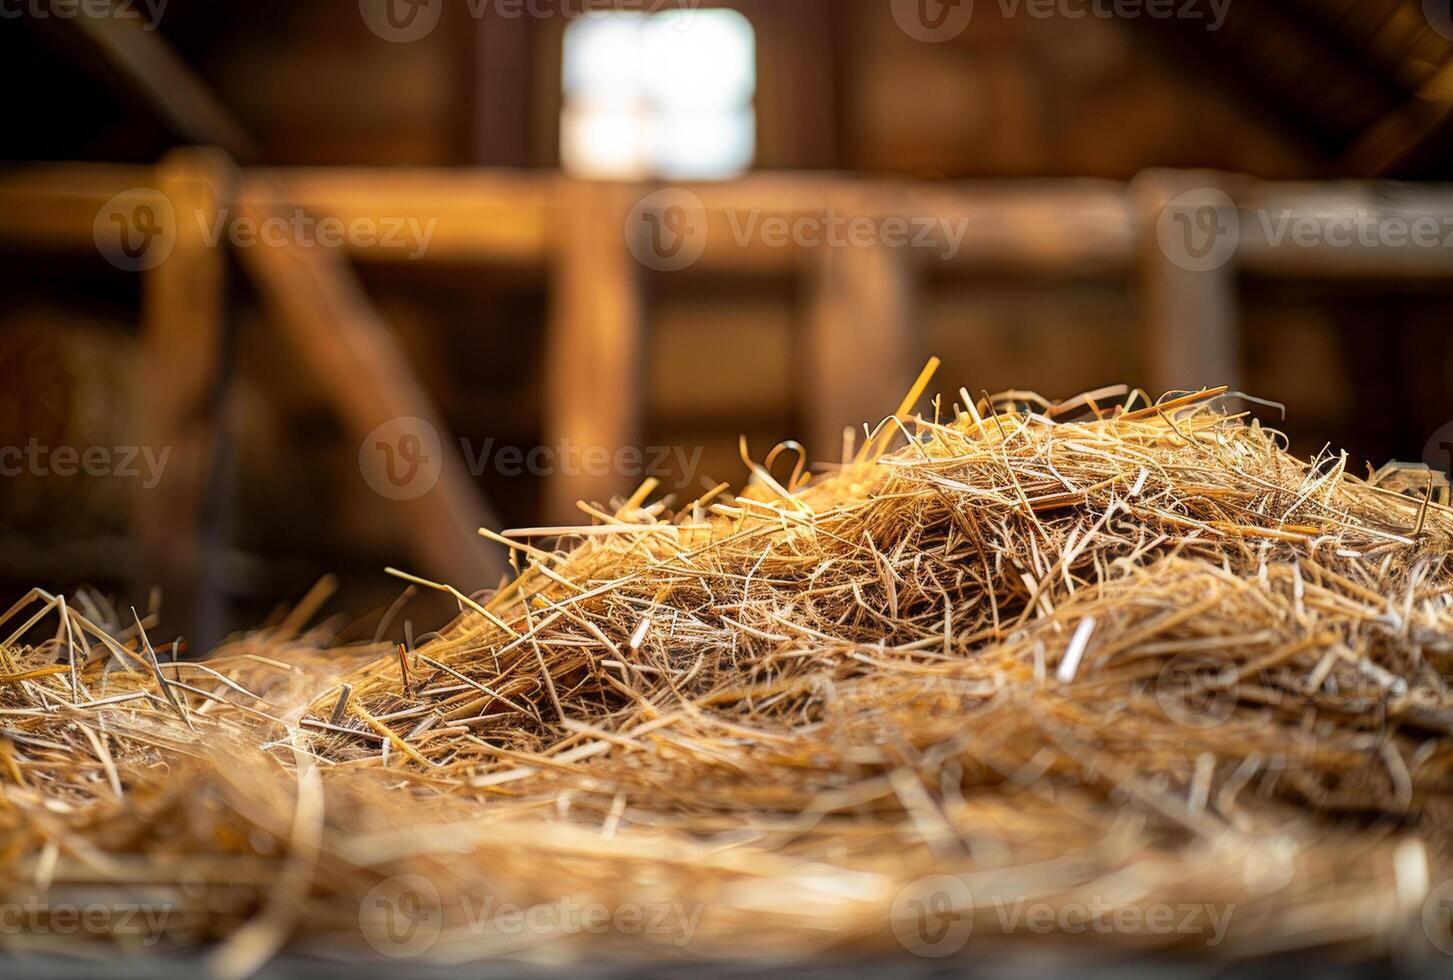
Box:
[3, 362, 1453, 972]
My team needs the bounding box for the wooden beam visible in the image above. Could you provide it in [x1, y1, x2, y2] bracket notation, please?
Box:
[235, 175, 507, 592]
[1140, 252, 1239, 395]
[908, 182, 1138, 276]
[1131, 1, 1403, 159]
[136, 148, 234, 650]
[0, 168, 1146, 276]
[248, 168, 556, 265]
[1338, 56, 1453, 177]
[49, 8, 506, 596]
[10, 163, 1453, 280]
[544, 181, 645, 521]
[1235, 182, 1453, 278]
[66, 1, 254, 158]
[0, 165, 156, 250]
[1133, 172, 1241, 395]
[670, 177, 1137, 276]
[805, 234, 917, 466]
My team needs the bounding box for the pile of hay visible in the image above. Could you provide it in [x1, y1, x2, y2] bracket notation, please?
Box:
[3, 368, 1453, 974]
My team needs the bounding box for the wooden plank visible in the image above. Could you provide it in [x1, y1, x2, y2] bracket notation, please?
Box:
[136, 148, 234, 650]
[0, 165, 156, 249]
[805, 233, 917, 466]
[1140, 253, 1239, 395]
[235, 175, 507, 592]
[7, 162, 1453, 280]
[678, 176, 856, 274]
[248, 168, 556, 265]
[908, 182, 1138, 276]
[544, 181, 644, 521]
[674, 177, 1136, 276]
[1133, 172, 1240, 395]
[0, 167, 1188, 277]
[1234, 182, 1453, 278]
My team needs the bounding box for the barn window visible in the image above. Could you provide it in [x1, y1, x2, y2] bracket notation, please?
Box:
[561, 8, 756, 180]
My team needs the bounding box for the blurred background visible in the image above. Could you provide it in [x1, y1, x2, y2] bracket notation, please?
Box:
[2, 0, 1452, 647]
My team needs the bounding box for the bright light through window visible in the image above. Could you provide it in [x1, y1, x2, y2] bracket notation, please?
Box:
[561, 9, 756, 180]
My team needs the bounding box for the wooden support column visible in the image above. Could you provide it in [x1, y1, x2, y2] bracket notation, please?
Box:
[805, 236, 916, 466]
[235, 175, 507, 594]
[544, 181, 645, 521]
[137, 148, 233, 650]
[1133, 172, 1241, 396]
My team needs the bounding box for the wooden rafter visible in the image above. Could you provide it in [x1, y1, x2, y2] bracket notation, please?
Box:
[53, 7, 509, 626]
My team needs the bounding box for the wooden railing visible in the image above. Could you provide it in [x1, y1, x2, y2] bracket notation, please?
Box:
[3, 160, 1451, 618]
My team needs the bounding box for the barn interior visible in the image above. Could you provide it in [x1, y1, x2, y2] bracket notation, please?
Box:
[5, 0, 1453, 644]
[3, 0, 1453, 974]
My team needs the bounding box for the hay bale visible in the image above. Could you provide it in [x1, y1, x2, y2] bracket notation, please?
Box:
[2, 369, 1452, 969]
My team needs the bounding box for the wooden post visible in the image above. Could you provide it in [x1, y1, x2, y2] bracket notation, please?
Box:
[805, 235, 916, 466]
[544, 181, 645, 521]
[137, 147, 234, 649]
[235, 174, 507, 593]
[1133, 171, 1241, 395]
